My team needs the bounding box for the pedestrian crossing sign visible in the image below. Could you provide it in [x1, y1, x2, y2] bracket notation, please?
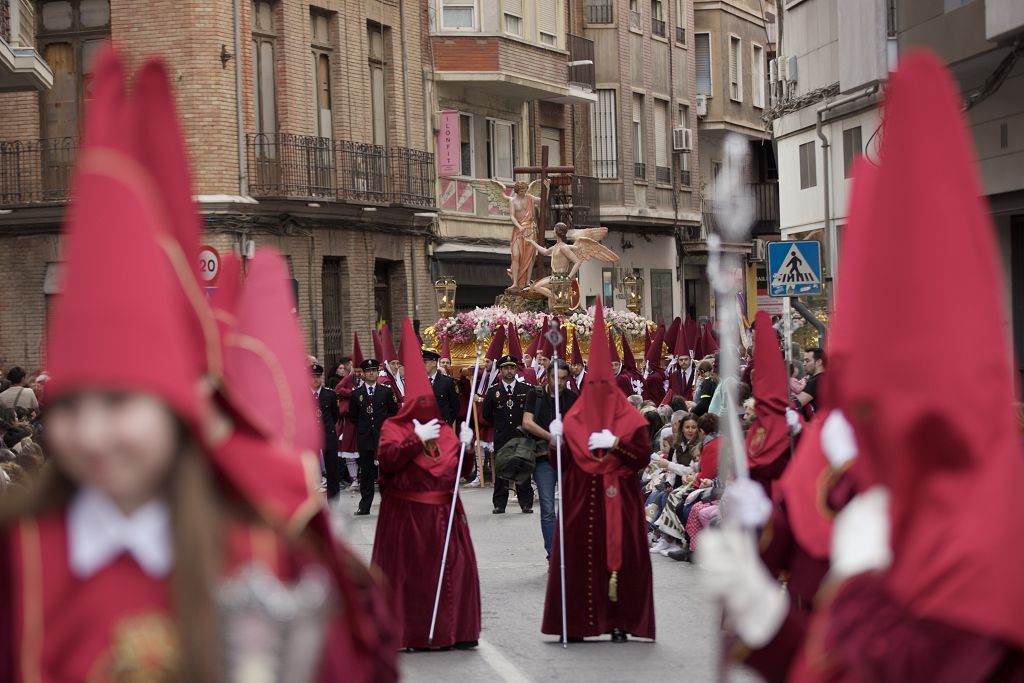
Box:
[767, 241, 823, 297]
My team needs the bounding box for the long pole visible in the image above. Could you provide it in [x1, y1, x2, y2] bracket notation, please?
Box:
[428, 329, 487, 644]
[549, 319, 569, 648]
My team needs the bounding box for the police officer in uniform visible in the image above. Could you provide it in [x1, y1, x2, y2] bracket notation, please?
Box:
[483, 354, 534, 514]
[423, 347, 460, 426]
[350, 359, 399, 515]
[313, 363, 342, 499]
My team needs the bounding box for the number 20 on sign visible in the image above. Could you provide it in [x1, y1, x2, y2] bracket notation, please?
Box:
[198, 246, 220, 286]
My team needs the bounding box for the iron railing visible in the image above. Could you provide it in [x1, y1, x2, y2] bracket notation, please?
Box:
[1, 0, 10, 44]
[634, 162, 646, 180]
[676, 26, 686, 44]
[567, 33, 595, 91]
[584, 0, 613, 24]
[680, 169, 691, 187]
[0, 137, 76, 206]
[546, 174, 601, 230]
[652, 18, 666, 37]
[655, 166, 671, 184]
[699, 181, 780, 235]
[629, 10, 642, 31]
[247, 133, 435, 206]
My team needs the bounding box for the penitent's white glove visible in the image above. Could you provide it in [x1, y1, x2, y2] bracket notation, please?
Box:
[785, 407, 802, 436]
[459, 421, 474, 446]
[821, 409, 858, 469]
[722, 479, 773, 530]
[412, 418, 441, 444]
[588, 429, 618, 451]
[698, 526, 788, 649]
[549, 418, 564, 441]
[830, 485, 892, 581]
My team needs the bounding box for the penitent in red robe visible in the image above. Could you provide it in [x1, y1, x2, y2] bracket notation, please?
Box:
[371, 421, 481, 649]
[541, 424, 655, 640]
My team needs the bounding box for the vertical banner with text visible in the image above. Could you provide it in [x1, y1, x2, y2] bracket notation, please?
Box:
[437, 110, 461, 177]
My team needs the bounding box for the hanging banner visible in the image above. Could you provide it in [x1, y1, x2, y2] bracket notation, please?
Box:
[437, 110, 461, 177]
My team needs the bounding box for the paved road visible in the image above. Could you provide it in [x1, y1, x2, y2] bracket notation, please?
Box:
[335, 485, 762, 683]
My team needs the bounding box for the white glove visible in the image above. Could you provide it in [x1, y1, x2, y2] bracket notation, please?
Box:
[549, 418, 564, 440]
[588, 429, 618, 450]
[722, 479, 773, 529]
[459, 421, 474, 446]
[830, 485, 892, 581]
[821, 409, 858, 469]
[785, 407, 802, 436]
[412, 418, 441, 444]
[698, 526, 788, 649]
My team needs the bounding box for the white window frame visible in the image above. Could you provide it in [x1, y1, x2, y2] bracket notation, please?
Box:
[752, 42, 765, 109]
[438, 0, 477, 31]
[729, 34, 742, 102]
[695, 32, 712, 97]
[503, 0, 523, 37]
[632, 93, 645, 166]
[458, 111, 475, 178]
[536, 0, 561, 46]
[487, 117, 516, 182]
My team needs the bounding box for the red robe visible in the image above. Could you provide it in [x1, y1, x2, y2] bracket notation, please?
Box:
[371, 421, 481, 649]
[4, 508, 398, 683]
[616, 369, 642, 398]
[334, 373, 359, 454]
[541, 427, 655, 640]
[642, 369, 666, 405]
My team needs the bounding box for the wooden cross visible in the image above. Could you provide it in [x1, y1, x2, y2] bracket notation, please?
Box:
[514, 146, 575, 284]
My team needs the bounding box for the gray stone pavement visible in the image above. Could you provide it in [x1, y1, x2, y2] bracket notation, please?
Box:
[334, 483, 763, 683]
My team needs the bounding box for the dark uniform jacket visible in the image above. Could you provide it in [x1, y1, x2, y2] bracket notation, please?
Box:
[349, 382, 399, 452]
[428, 372, 460, 426]
[482, 379, 532, 452]
[316, 386, 341, 455]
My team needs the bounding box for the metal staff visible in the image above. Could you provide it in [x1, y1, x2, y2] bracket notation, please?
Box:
[547, 319, 569, 648]
[428, 323, 489, 645]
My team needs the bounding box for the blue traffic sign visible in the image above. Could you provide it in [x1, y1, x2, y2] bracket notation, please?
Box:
[767, 241, 823, 297]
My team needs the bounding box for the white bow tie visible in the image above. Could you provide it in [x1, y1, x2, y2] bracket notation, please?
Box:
[68, 487, 173, 579]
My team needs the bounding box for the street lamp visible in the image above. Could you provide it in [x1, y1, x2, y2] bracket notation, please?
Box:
[623, 271, 643, 315]
[549, 273, 574, 315]
[434, 276, 457, 317]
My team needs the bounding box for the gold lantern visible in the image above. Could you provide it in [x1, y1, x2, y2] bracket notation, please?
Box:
[623, 271, 643, 315]
[434, 276, 457, 317]
[549, 273, 573, 315]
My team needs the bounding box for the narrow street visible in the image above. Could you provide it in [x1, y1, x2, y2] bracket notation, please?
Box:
[338, 485, 761, 683]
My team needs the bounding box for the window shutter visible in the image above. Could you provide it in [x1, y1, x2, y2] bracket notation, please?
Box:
[538, 0, 558, 36]
[654, 101, 668, 167]
[590, 89, 618, 179]
[729, 39, 738, 85]
[695, 34, 711, 95]
[505, 0, 523, 16]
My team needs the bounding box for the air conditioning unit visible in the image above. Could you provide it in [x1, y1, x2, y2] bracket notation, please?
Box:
[785, 56, 798, 84]
[695, 95, 708, 117]
[751, 238, 767, 262]
[672, 127, 693, 151]
[768, 58, 778, 83]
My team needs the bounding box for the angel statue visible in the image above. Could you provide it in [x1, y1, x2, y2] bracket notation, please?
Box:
[471, 178, 547, 294]
[525, 222, 619, 305]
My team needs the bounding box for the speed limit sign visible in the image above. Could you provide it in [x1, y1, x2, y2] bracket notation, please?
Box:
[198, 246, 220, 286]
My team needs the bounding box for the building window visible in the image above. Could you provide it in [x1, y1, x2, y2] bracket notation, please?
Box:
[651, 0, 666, 37]
[459, 113, 474, 177]
[674, 0, 686, 44]
[541, 127, 563, 166]
[585, 0, 614, 25]
[602, 268, 614, 308]
[368, 22, 388, 147]
[321, 257, 346, 373]
[629, 0, 641, 31]
[729, 35, 742, 101]
[440, 0, 476, 30]
[654, 99, 670, 184]
[633, 93, 645, 181]
[311, 10, 334, 139]
[37, 0, 112, 141]
[799, 141, 817, 189]
[650, 269, 673, 325]
[537, 0, 560, 45]
[752, 43, 765, 108]
[678, 104, 691, 186]
[695, 33, 712, 96]
[503, 0, 523, 36]
[843, 126, 862, 178]
[487, 119, 516, 181]
[252, 1, 278, 142]
[591, 89, 618, 179]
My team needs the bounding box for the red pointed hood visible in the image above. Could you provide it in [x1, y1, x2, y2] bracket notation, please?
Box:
[351, 333, 365, 367]
[392, 318, 441, 424]
[381, 323, 399, 363]
[439, 335, 451, 361]
[673, 317, 690, 357]
[371, 329, 384, 363]
[507, 323, 524, 365]
[840, 51, 1024, 648]
[47, 47, 204, 429]
[645, 325, 666, 369]
[702, 322, 719, 355]
[644, 326, 652, 356]
[620, 333, 638, 371]
[485, 325, 507, 361]
[565, 302, 649, 460]
[746, 311, 790, 468]
[570, 331, 584, 366]
[665, 317, 681, 356]
[607, 329, 620, 364]
[683, 316, 699, 356]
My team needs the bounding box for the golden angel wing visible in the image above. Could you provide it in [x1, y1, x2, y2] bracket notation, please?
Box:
[570, 236, 620, 264]
[566, 227, 609, 243]
[470, 179, 512, 213]
[527, 179, 548, 201]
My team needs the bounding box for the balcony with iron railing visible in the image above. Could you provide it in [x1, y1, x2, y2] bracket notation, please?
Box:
[696, 181, 780, 239]
[652, 17, 666, 37]
[567, 33, 595, 92]
[546, 175, 601, 231]
[584, 0, 613, 25]
[629, 10, 642, 31]
[0, 137, 76, 206]
[676, 26, 686, 44]
[247, 133, 436, 207]
[1, 0, 52, 91]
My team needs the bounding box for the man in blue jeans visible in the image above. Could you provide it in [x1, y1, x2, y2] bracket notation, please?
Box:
[521, 360, 577, 559]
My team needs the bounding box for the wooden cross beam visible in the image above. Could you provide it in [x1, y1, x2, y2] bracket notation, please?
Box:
[514, 146, 575, 284]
